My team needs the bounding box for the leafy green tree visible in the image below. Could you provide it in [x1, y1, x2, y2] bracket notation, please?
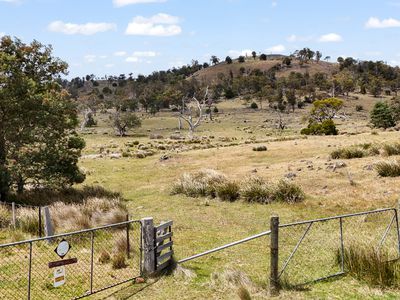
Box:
[252, 51, 257, 60]
[113, 112, 141, 136]
[370, 102, 395, 129]
[259, 54, 267, 61]
[315, 51, 322, 63]
[210, 55, 219, 65]
[0, 36, 85, 199]
[286, 89, 297, 112]
[369, 77, 383, 97]
[310, 98, 343, 122]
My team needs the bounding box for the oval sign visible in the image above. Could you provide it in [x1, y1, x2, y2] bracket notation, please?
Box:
[55, 240, 70, 259]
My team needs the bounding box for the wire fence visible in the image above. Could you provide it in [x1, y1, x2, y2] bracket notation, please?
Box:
[177, 208, 400, 290]
[0, 201, 43, 237]
[0, 220, 142, 300]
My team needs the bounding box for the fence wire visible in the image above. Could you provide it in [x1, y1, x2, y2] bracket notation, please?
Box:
[0, 220, 142, 300]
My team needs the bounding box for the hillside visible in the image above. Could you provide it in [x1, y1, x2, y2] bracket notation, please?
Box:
[192, 57, 339, 84]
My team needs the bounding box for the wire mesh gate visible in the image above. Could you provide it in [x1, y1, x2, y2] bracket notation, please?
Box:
[0, 220, 142, 299]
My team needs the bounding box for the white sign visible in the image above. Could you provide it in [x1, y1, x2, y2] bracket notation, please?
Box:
[53, 266, 65, 288]
[55, 240, 70, 259]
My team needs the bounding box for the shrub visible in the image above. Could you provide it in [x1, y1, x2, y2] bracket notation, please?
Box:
[273, 180, 305, 203]
[112, 252, 127, 269]
[241, 176, 273, 204]
[355, 105, 364, 112]
[250, 102, 258, 109]
[330, 147, 365, 159]
[383, 143, 400, 156]
[338, 244, 400, 288]
[171, 169, 228, 198]
[375, 160, 400, 177]
[252, 145, 267, 151]
[216, 181, 240, 202]
[213, 107, 219, 113]
[98, 250, 111, 264]
[370, 102, 395, 129]
[301, 120, 338, 135]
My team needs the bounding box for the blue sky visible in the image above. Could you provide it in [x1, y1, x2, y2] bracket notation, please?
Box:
[1, 0, 400, 78]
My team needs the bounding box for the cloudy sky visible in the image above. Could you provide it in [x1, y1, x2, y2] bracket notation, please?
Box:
[1, 0, 400, 78]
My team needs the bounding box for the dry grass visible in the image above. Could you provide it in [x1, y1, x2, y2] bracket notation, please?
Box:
[375, 160, 400, 177]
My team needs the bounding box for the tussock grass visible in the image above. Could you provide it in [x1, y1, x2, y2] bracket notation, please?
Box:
[273, 179, 305, 203]
[330, 147, 365, 159]
[0, 205, 11, 228]
[111, 252, 127, 269]
[17, 208, 40, 235]
[375, 160, 400, 177]
[215, 181, 240, 202]
[252, 145, 267, 152]
[383, 143, 400, 156]
[338, 244, 400, 288]
[241, 176, 274, 204]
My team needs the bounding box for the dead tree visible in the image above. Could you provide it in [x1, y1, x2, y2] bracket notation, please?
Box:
[179, 86, 209, 137]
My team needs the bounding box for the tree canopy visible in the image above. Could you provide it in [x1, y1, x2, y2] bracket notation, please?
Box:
[0, 36, 85, 200]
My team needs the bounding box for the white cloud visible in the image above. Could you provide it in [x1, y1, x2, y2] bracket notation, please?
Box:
[228, 49, 253, 57]
[48, 21, 116, 35]
[114, 51, 127, 56]
[126, 56, 140, 62]
[271, 1, 277, 7]
[125, 13, 182, 36]
[318, 33, 343, 42]
[99, 55, 108, 59]
[286, 34, 313, 42]
[84, 55, 96, 63]
[365, 17, 400, 28]
[266, 44, 286, 53]
[113, 0, 166, 7]
[0, 32, 5, 37]
[132, 51, 158, 57]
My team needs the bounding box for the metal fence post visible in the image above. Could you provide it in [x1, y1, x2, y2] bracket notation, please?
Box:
[27, 241, 32, 300]
[38, 206, 42, 238]
[270, 215, 280, 296]
[11, 202, 16, 229]
[142, 217, 156, 275]
[90, 231, 94, 294]
[339, 217, 345, 272]
[126, 214, 130, 259]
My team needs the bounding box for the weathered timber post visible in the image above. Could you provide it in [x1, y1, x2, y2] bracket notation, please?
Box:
[142, 217, 156, 275]
[43, 206, 54, 242]
[270, 215, 280, 296]
[11, 202, 16, 229]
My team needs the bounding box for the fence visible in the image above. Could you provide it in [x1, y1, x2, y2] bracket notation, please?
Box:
[0, 201, 42, 237]
[177, 208, 400, 295]
[0, 219, 142, 299]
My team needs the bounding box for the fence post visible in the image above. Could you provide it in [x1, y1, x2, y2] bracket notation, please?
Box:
[11, 202, 16, 229]
[38, 206, 42, 237]
[270, 215, 280, 296]
[142, 217, 156, 276]
[126, 214, 130, 259]
[43, 206, 54, 242]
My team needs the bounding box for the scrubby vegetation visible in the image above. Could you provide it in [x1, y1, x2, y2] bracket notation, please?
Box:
[375, 160, 400, 177]
[172, 170, 305, 204]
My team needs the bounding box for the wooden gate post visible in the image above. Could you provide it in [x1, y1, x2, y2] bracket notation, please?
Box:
[142, 217, 156, 276]
[270, 215, 280, 296]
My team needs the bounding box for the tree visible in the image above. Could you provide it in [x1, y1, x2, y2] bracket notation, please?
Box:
[210, 55, 219, 65]
[370, 102, 395, 129]
[225, 56, 233, 64]
[252, 51, 257, 60]
[113, 112, 141, 136]
[315, 51, 322, 63]
[259, 54, 267, 61]
[282, 57, 292, 67]
[324, 56, 331, 62]
[310, 98, 344, 122]
[369, 77, 382, 97]
[286, 89, 297, 112]
[0, 36, 85, 199]
[238, 56, 245, 63]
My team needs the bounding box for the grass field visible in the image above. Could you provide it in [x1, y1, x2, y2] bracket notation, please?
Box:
[2, 94, 400, 299]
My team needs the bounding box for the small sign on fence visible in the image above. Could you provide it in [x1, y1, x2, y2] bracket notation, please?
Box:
[54, 239, 70, 259]
[53, 266, 66, 288]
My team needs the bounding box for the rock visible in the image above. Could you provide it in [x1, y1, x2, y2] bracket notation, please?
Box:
[110, 153, 121, 159]
[160, 154, 170, 161]
[285, 172, 297, 179]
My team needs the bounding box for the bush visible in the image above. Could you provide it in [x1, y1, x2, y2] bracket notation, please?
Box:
[225, 88, 236, 99]
[383, 143, 400, 156]
[301, 120, 338, 135]
[216, 181, 240, 202]
[98, 250, 111, 264]
[375, 160, 400, 177]
[250, 102, 258, 109]
[330, 147, 365, 159]
[213, 107, 219, 113]
[252, 145, 267, 151]
[112, 252, 127, 269]
[241, 176, 273, 204]
[273, 180, 305, 203]
[355, 105, 364, 112]
[171, 169, 228, 198]
[370, 102, 395, 129]
[339, 244, 399, 288]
